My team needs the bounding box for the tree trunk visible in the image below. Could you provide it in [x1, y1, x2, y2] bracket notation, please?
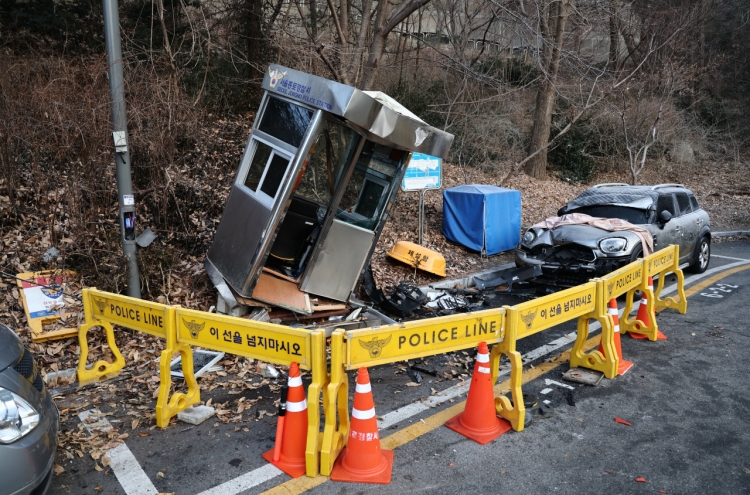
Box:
[524, 0, 570, 179]
[609, 16, 620, 71]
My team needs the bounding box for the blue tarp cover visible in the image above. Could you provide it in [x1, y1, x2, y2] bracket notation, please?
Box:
[442, 185, 521, 255]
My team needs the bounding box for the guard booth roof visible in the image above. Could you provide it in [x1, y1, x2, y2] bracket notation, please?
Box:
[263, 65, 454, 160]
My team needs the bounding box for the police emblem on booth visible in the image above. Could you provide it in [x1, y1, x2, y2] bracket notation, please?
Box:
[268, 68, 287, 89]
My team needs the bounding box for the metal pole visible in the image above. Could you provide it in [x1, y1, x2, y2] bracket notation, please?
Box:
[103, 0, 141, 298]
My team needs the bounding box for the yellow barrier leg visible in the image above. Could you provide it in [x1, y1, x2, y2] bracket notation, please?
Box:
[621, 287, 659, 341]
[319, 330, 349, 476]
[654, 270, 688, 314]
[490, 343, 525, 432]
[305, 330, 326, 477]
[569, 313, 617, 379]
[155, 342, 200, 428]
[155, 308, 200, 428]
[77, 290, 127, 385]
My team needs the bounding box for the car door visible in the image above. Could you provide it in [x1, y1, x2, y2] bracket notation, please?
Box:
[655, 193, 680, 251]
[674, 192, 697, 262]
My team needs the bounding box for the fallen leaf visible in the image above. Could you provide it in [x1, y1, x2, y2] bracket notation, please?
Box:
[138, 432, 150, 437]
[635, 477, 647, 482]
[615, 417, 632, 426]
[659, 490, 667, 494]
[94, 486, 103, 492]
[132, 419, 140, 430]
[157, 471, 165, 478]
[94, 464, 103, 472]
[102, 455, 111, 467]
[53, 464, 65, 476]
[405, 382, 421, 387]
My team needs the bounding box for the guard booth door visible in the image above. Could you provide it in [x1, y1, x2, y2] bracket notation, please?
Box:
[207, 95, 323, 296]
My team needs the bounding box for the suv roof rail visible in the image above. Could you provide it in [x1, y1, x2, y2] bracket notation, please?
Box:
[651, 183, 685, 190]
[592, 183, 630, 188]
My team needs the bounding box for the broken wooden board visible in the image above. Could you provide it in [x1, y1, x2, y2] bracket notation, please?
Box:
[309, 296, 347, 312]
[252, 271, 312, 315]
[261, 267, 300, 284]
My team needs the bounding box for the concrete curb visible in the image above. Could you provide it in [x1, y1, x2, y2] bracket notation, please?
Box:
[713, 231, 750, 237]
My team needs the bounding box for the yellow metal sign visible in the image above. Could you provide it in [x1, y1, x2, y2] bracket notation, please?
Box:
[644, 245, 677, 277]
[175, 308, 311, 368]
[87, 289, 169, 338]
[345, 308, 505, 368]
[601, 260, 643, 300]
[514, 282, 596, 339]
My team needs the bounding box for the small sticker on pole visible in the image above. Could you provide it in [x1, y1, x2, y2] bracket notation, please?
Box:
[123, 194, 134, 206]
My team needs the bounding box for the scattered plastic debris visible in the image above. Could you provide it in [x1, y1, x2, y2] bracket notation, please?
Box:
[615, 417, 632, 426]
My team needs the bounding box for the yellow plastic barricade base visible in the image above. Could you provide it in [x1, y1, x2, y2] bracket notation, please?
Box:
[304, 330, 327, 477]
[155, 307, 201, 428]
[653, 262, 688, 315]
[319, 330, 350, 477]
[569, 312, 617, 379]
[489, 334, 525, 432]
[77, 318, 126, 385]
[620, 284, 659, 341]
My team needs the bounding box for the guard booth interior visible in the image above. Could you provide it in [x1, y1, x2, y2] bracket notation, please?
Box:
[206, 66, 453, 310]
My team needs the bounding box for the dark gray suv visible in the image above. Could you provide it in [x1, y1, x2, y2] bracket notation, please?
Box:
[516, 183, 711, 286]
[1, 323, 59, 495]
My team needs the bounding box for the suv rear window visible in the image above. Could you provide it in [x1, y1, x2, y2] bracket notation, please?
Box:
[689, 195, 700, 210]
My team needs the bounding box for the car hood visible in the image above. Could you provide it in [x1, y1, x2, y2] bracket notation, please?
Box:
[0, 323, 24, 372]
[527, 224, 643, 250]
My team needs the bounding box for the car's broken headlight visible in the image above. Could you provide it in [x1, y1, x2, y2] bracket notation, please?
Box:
[522, 230, 536, 244]
[599, 237, 628, 254]
[0, 388, 40, 444]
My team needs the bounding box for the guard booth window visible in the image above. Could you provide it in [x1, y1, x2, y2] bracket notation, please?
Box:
[336, 141, 405, 231]
[258, 97, 313, 148]
[242, 139, 291, 203]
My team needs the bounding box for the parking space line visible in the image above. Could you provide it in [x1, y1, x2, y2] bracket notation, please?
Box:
[78, 410, 158, 495]
[710, 254, 750, 262]
[193, 464, 283, 495]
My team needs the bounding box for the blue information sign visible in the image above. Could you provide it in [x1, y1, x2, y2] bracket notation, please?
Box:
[401, 153, 442, 191]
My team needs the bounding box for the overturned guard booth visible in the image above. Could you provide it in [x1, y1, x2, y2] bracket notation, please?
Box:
[206, 65, 454, 314]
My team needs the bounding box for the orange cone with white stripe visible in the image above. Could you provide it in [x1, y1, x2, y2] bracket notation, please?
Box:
[331, 367, 393, 484]
[598, 299, 634, 375]
[630, 276, 667, 340]
[445, 342, 512, 444]
[262, 362, 308, 478]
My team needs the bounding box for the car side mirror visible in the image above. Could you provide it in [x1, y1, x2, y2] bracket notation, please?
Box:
[658, 210, 672, 227]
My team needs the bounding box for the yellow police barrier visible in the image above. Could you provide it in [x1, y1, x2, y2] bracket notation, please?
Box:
[620, 245, 687, 340]
[320, 308, 525, 476]
[173, 309, 326, 477]
[570, 261, 643, 378]
[76, 288, 200, 428]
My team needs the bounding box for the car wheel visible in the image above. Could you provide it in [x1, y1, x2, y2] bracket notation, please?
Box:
[687, 236, 710, 274]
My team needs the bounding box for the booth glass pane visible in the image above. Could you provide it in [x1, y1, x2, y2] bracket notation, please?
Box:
[295, 121, 360, 206]
[258, 97, 313, 148]
[244, 140, 272, 191]
[260, 153, 291, 198]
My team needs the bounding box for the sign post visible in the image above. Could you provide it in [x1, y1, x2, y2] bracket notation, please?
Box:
[401, 153, 442, 246]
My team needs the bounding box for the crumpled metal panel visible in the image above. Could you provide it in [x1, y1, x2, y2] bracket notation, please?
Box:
[262, 65, 454, 160]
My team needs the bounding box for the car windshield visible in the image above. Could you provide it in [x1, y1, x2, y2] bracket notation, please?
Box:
[568, 205, 651, 225]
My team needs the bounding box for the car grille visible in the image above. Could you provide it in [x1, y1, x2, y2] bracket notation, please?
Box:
[13, 347, 44, 393]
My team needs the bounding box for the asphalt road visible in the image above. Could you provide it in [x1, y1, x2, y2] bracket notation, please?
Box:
[48, 240, 750, 495]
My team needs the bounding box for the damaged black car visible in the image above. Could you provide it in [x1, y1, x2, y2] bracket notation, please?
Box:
[515, 183, 711, 286]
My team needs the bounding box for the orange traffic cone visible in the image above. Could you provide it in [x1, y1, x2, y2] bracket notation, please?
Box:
[331, 368, 393, 484]
[445, 342, 512, 444]
[262, 362, 308, 478]
[598, 299, 634, 375]
[630, 276, 667, 340]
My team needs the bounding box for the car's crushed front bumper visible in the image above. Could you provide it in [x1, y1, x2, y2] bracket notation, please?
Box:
[515, 247, 631, 286]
